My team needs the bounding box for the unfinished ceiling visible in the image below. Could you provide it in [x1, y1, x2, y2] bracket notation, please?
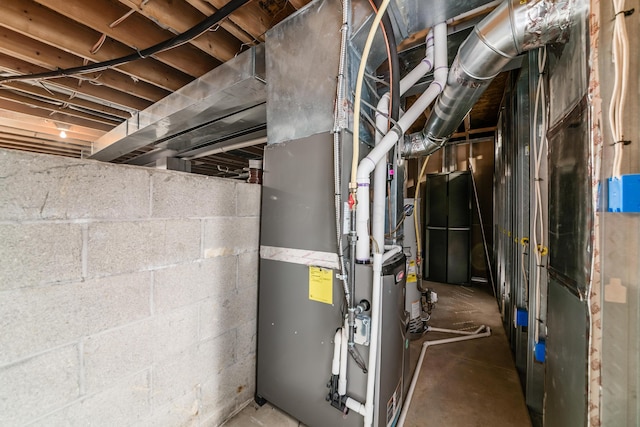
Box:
[0, 0, 504, 177]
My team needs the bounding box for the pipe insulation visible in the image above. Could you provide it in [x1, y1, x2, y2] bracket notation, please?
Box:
[356, 22, 447, 262]
[402, 0, 583, 158]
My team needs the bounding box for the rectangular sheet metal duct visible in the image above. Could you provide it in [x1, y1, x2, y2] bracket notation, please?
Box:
[90, 45, 265, 162]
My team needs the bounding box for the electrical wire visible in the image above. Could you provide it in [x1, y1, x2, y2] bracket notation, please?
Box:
[0, 0, 251, 83]
[350, 0, 392, 192]
[531, 47, 548, 342]
[609, 0, 631, 178]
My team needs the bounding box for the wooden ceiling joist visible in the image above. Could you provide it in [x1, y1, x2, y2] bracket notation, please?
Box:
[0, 53, 152, 111]
[1, 0, 192, 92]
[34, 0, 222, 77]
[0, 98, 114, 131]
[0, 124, 94, 146]
[287, 0, 313, 11]
[0, 90, 122, 126]
[118, 0, 247, 60]
[0, 110, 106, 140]
[0, 140, 83, 157]
[2, 81, 132, 120]
[202, 0, 293, 42]
[0, 133, 91, 150]
[178, 0, 255, 44]
[0, 28, 171, 102]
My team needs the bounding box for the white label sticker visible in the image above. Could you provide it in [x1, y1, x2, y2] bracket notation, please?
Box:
[343, 202, 350, 235]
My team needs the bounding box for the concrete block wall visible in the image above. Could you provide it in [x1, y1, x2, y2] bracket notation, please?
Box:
[0, 148, 261, 427]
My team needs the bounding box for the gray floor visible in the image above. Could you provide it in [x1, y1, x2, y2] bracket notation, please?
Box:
[224, 282, 531, 427]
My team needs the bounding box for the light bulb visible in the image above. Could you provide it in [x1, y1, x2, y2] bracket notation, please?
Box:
[60, 130, 67, 138]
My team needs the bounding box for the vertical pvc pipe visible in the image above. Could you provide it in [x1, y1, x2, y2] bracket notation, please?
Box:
[339, 324, 349, 395]
[332, 329, 342, 376]
[363, 252, 383, 427]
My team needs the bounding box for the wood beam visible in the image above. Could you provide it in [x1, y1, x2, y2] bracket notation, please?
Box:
[119, 0, 248, 59]
[0, 133, 90, 150]
[186, 0, 271, 43]
[0, 53, 151, 111]
[450, 126, 497, 139]
[1, 81, 132, 120]
[0, 110, 106, 140]
[0, 141, 83, 157]
[0, 90, 122, 126]
[200, 0, 294, 42]
[0, 125, 93, 146]
[176, 0, 254, 44]
[34, 0, 221, 77]
[0, 28, 170, 102]
[0, 98, 115, 131]
[1, 0, 192, 92]
[287, 0, 312, 10]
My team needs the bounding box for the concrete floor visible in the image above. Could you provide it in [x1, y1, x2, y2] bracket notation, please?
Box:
[224, 282, 531, 427]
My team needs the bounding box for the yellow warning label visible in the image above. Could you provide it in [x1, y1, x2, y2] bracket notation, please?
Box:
[407, 260, 417, 283]
[309, 266, 333, 305]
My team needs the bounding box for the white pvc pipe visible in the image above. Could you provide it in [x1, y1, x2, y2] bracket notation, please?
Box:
[363, 252, 383, 427]
[356, 30, 435, 263]
[399, 31, 435, 94]
[332, 329, 342, 376]
[382, 245, 402, 263]
[356, 22, 448, 261]
[397, 326, 491, 426]
[427, 326, 483, 335]
[346, 397, 367, 416]
[339, 325, 349, 395]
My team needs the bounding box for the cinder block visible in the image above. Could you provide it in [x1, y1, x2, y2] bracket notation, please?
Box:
[199, 287, 257, 342]
[88, 220, 200, 277]
[134, 390, 200, 427]
[152, 331, 235, 407]
[237, 251, 259, 290]
[154, 257, 237, 313]
[203, 217, 260, 258]
[151, 348, 200, 409]
[0, 272, 151, 365]
[0, 344, 79, 426]
[195, 331, 237, 379]
[0, 149, 149, 221]
[236, 183, 262, 217]
[236, 319, 257, 359]
[0, 223, 82, 291]
[152, 305, 199, 363]
[151, 172, 236, 219]
[199, 354, 256, 425]
[83, 320, 153, 393]
[31, 370, 151, 427]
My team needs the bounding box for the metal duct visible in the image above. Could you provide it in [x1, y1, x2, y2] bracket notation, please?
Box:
[403, 0, 582, 157]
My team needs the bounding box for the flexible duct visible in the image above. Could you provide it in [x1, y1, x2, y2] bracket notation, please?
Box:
[402, 0, 582, 158]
